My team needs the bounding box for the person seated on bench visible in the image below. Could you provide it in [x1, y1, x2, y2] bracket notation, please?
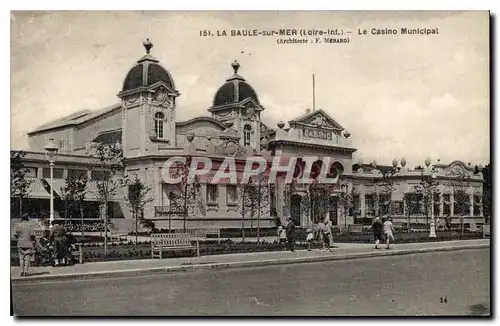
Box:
[36, 230, 53, 266]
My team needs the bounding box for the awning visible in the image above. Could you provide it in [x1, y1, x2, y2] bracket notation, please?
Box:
[44, 178, 66, 199]
[26, 178, 51, 199]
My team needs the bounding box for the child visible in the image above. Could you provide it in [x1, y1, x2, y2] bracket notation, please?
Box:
[306, 229, 314, 251]
[383, 217, 396, 249]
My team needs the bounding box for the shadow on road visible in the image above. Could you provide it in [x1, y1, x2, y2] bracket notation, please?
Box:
[468, 303, 490, 316]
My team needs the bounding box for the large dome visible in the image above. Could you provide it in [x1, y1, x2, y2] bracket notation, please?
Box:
[212, 61, 260, 107]
[122, 39, 176, 92]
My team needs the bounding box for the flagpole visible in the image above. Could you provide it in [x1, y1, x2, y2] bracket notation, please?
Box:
[312, 74, 316, 111]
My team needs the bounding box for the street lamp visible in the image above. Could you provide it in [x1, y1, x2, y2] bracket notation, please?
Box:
[429, 172, 438, 238]
[340, 184, 348, 233]
[45, 138, 59, 228]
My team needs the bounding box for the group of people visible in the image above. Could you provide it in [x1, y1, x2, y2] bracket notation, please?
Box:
[371, 216, 396, 249]
[13, 214, 76, 277]
[277, 214, 397, 252]
[278, 215, 336, 252]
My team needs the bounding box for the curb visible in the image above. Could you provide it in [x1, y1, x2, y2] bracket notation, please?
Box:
[11, 244, 489, 284]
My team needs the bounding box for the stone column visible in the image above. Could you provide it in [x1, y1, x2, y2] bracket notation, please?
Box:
[37, 167, 43, 179]
[360, 185, 366, 218]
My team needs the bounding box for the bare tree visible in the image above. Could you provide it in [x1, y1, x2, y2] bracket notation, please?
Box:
[337, 186, 359, 233]
[123, 175, 153, 245]
[61, 174, 88, 233]
[238, 175, 270, 244]
[378, 168, 397, 217]
[414, 172, 440, 227]
[10, 150, 32, 219]
[450, 172, 471, 236]
[167, 157, 200, 232]
[403, 192, 422, 231]
[88, 143, 124, 255]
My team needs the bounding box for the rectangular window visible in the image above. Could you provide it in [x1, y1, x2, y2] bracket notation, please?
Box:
[379, 194, 391, 216]
[42, 167, 64, 179]
[391, 201, 404, 215]
[24, 167, 37, 178]
[454, 191, 470, 216]
[207, 184, 218, 204]
[91, 170, 110, 181]
[226, 185, 237, 205]
[68, 169, 87, 179]
[365, 194, 375, 216]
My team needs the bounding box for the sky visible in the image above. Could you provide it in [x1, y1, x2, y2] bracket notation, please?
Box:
[10, 10, 490, 168]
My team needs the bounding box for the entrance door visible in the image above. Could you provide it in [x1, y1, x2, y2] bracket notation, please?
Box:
[291, 195, 301, 226]
[329, 196, 338, 225]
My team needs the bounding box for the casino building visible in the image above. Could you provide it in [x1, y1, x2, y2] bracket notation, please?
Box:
[12, 40, 486, 232]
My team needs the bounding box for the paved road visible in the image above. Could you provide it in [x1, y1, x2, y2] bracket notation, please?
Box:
[12, 248, 490, 316]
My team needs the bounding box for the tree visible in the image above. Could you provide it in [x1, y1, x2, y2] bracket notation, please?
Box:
[378, 168, 397, 217]
[337, 186, 359, 233]
[10, 150, 32, 218]
[481, 164, 491, 223]
[415, 172, 440, 226]
[88, 143, 124, 255]
[450, 170, 472, 236]
[167, 157, 200, 232]
[124, 175, 153, 245]
[403, 192, 422, 231]
[238, 175, 270, 244]
[60, 174, 88, 234]
[302, 180, 337, 227]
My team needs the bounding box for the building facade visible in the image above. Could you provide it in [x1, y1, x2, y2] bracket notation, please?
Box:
[12, 40, 486, 232]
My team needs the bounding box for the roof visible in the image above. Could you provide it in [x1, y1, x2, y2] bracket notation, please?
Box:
[28, 103, 121, 134]
[289, 109, 345, 131]
[212, 61, 260, 107]
[175, 116, 227, 130]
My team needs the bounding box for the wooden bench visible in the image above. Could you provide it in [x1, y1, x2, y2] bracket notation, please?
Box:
[151, 233, 198, 259]
[348, 224, 365, 235]
[483, 224, 490, 238]
[109, 233, 128, 242]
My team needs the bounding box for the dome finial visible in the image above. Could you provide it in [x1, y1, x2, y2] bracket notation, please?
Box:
[231, 60, 240, 74]
[143, 38, 153, 54]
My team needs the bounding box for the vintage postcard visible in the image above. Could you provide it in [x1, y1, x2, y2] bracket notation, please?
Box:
[10, 10, 490, 316]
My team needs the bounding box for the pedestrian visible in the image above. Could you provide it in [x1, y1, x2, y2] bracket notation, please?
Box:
[285, 218, 296, 252]
[324, 214, 334, 250]
[306, 228, 314, 251]
[277, 225, 287, 250]
[50, 221, 67, 266]
[371, 216, 384, 249]
[317, 220, 326, 251]
[445, 213, 451, 231]
[383, 217, 396, 249]
[14, 214, 35, 277]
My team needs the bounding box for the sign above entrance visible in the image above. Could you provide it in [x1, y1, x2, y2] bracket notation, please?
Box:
[302, 127, 333, 140]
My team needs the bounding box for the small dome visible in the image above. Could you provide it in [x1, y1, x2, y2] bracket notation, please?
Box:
[122, 39, 176, 92]
[212, 61, 260, 107]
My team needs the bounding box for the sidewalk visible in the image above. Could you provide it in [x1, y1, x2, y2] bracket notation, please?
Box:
[11, 239, 489, 283]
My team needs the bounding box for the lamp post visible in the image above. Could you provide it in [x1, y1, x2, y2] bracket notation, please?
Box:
[44, 138, 59, 228]
[428, 172, 438, 238]
[340, 184, 348, 233]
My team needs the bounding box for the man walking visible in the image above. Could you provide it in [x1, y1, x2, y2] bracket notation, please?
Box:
[383, 217, 396, 249]
[14, 214, 35, 276]
[286, 218, 296, 252]
[50, 221, 67, 266]
[371, 216, 384, 249]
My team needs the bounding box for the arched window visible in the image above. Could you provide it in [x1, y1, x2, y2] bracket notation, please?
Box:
[243, 125, 252, 146]
[154, 112, 165, 139]
[329, 162, 344, 179]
